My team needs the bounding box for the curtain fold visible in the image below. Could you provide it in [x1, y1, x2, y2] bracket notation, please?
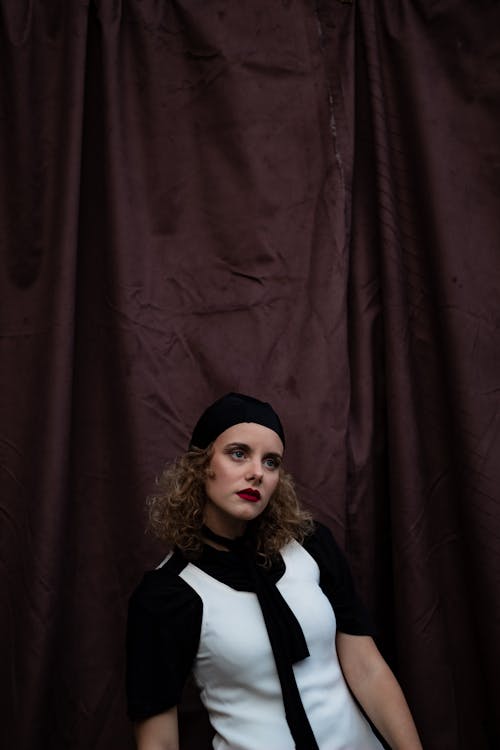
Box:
[341, 2, 499, 746]
[0, 2, 89, 747]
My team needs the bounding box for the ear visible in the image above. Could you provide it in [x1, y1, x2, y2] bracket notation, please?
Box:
[206, 469, 215, 479]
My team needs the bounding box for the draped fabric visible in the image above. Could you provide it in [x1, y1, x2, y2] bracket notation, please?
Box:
[1, 1, 499, 748]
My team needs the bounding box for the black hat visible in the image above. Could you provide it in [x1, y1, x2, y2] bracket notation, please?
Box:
[190, 392, 285, 449]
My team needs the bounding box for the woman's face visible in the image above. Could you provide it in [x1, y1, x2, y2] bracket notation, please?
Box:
[203, 422, 284, 538]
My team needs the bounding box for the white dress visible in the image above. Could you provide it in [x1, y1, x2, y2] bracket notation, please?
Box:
[178, 540, 384, 750]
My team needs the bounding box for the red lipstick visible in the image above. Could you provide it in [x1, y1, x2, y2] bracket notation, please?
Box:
[237, 488, 261, 502]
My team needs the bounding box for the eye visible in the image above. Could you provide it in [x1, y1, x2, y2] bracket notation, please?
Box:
[230, 448, 246, 460]
[263, 456, 281, 470]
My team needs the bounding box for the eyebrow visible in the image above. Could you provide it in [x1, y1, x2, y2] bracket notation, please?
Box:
[224, 442, 283, 459]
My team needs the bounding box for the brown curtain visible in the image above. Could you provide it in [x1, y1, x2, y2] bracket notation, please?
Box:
[1, 1, 499, 748]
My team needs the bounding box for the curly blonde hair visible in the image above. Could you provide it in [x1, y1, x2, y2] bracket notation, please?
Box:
[147, 445, 314, 566]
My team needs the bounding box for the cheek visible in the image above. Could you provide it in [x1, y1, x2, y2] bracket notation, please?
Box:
[205, 455, 224, 481]
[204, 460, 234, 490]
[268, 474, 280, 496]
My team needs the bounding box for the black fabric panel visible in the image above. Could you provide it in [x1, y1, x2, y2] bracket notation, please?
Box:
[126, 555, 202, 721]
[304, 522, 374, 636]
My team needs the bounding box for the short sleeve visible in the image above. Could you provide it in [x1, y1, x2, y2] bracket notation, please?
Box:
[126, 559, 203, 721]
[304, 522, 374, 636]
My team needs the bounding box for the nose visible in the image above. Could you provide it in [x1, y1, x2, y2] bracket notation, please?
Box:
[245, 459, 263, 484]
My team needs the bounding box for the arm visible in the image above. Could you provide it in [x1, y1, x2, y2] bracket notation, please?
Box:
[134, 706, 179, 750]
[336, 633, 423, 750]
[127, 564, 203, 749]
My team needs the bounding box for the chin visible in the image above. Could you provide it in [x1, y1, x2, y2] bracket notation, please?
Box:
[239, 505, 266, 520]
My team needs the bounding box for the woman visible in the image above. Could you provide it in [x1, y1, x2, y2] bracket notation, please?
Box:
[126, 393, 423, 750]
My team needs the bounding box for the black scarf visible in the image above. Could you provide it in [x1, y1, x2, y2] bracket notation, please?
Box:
[201, 525, 320, 750]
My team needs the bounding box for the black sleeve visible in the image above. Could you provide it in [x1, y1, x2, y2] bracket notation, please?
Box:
[126, 557, 203, 722]
[304, 521, 374, 636]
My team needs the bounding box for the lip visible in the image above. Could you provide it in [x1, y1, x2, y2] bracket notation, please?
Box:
[236, 488, 261, 502]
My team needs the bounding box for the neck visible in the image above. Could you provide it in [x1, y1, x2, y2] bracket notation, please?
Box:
[202, 523, 248, 551]
[201, 530, 230, 551]
[202, 510, 247, 540]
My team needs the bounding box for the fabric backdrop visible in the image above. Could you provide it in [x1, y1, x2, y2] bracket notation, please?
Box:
[1, 1, 499, 748]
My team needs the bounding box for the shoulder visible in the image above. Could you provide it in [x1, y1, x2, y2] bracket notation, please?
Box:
[301, 520, 355, 592]
[129, 550, 202, 619]
[278, 522, 345, 579]
[303, 520, 344, 559]
[309, 519, 340, 542]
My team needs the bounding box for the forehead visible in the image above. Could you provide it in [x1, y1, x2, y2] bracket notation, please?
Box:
[214, 422, 284, 453]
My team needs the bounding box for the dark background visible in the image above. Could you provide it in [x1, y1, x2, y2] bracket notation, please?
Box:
[1, 1, 499, 748]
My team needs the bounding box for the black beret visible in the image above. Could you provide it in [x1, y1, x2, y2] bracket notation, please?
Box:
[190, 392, 285, 449]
